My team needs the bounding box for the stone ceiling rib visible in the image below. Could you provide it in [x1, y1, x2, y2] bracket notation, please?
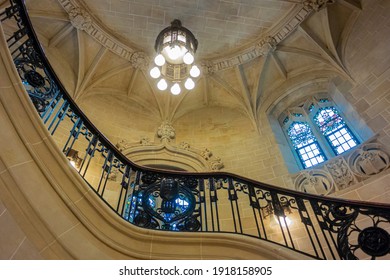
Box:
[338, 0, 362, 11]
[236, 65, 254, 115]
[126, 68, 139, 98]
[271, 52, 288, 80]
[75, 46, 107, 100]
[48, 23, 73, 48]
[298, 24, 349, 77]
[28, 9, 69, 21]
[82, 62, 133, 97]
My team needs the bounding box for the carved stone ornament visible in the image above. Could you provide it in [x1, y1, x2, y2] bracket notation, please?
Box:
[69, 7, 92, 30]
[210, 157, 224, 171]
[140, 137, 151, 146]
[303, 0, 336, 12]
[116, 139, 132, 152]
[255, 36, 277, 56]
[348, 143, 390, 177]
[294, 169, 334, 195]
[201, 61, 215, 76]
[157, 121, 175, 142]
[325, 158, 357, 190]
[201, 148, 213, 160]
[179, 142, 190, 150]
[130, 51, 149, 70]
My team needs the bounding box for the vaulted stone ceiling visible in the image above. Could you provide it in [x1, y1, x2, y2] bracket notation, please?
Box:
[22, 0, 362, 131]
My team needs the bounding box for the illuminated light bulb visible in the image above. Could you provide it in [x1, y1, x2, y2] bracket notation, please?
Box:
[183, 52, 194, 65]
[154, 54, 165, 66]
[157, 79, 168, 90]
[184, 78, 195, 90]
[273, 215, 292, 227]
[190, 65, 200, 78]
[167, 45, 182, 60]
[149, 67, 161, 79]
[170, 83, 181, 95]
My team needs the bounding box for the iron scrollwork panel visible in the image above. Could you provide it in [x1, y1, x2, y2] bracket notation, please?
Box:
[14, 41, 59, 112]
[130, 173, 201, 232]
[315, 202, 390, 259]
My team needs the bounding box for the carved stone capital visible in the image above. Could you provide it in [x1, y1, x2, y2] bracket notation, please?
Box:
[255, 36, 277, 56]
[130, 51, 149, 70]
[303, 0, 335, 12]
[201, 61, 215, 76]
[157, 121, 175, 142]
[69, 7, 91, 31]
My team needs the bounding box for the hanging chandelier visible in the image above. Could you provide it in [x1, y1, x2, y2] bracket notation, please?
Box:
[150, 19, 200, 95]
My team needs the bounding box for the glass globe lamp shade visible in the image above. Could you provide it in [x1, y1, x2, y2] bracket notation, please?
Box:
[190, 65, 200, 78]
[157, 79, 168, 91]
[150, 67, 161, 79]
[184, 78, 195, 90]
[154, 54, 165, 66]
[183, 52, 194, 65]
[170, 83, 181, 95]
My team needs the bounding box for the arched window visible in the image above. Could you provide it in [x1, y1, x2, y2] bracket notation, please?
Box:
[280, 96, 360, 169]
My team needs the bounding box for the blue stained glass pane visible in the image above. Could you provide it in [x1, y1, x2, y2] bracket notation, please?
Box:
[288, 122, 326, 169]
[314, 107, 344, 136]
[314, 107, 359, 155]
[288, 122, 316, 149]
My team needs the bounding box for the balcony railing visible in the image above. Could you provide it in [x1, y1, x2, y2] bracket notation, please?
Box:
[1, 0, 390, 260]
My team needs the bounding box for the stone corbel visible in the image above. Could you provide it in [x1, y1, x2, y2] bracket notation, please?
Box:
[157, 121, 176, 143]
[68, 7, 91, 31]
[303, 0, 336, 12]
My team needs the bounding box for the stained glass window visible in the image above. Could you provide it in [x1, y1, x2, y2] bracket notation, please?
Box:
[314, 107, 358, 155]
[288, 122, 326, 168]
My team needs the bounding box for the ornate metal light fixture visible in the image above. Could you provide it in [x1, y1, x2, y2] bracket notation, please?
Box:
[150, 19, 200, 95]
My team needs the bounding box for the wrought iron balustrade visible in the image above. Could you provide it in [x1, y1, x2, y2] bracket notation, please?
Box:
[1, 0, 390, 260]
